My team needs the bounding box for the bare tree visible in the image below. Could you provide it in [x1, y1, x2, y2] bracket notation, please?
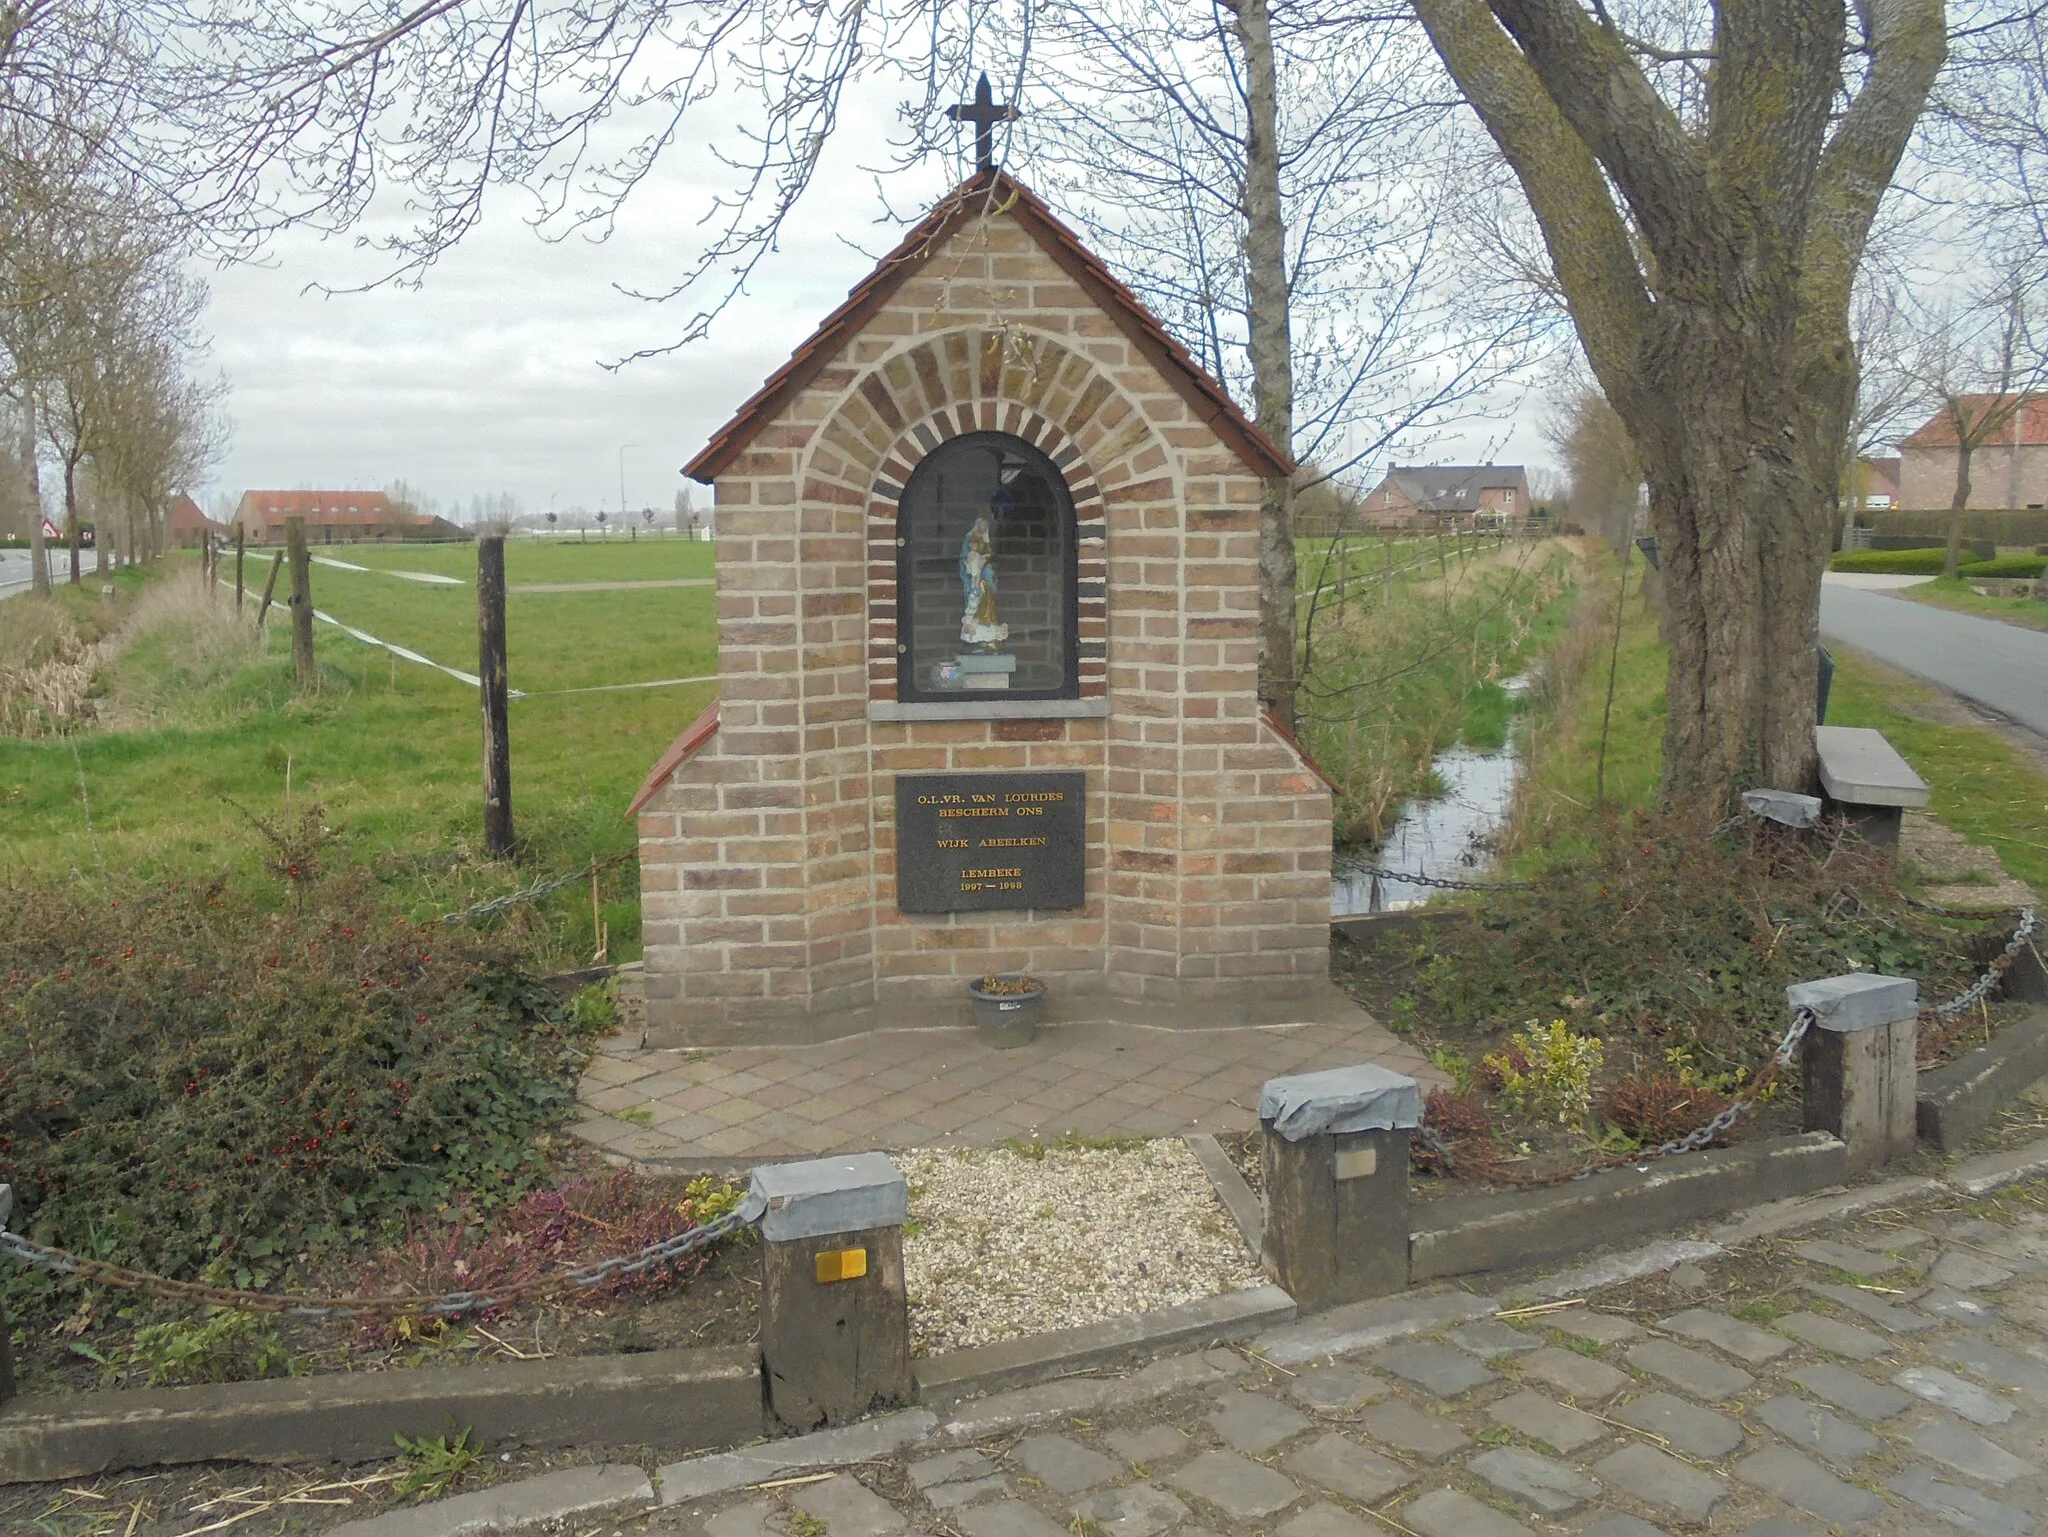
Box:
[988, 0, 1538, 728]
[1410, 1, 1947, 816]
[1545, 377, 1640, 554]
[1897, 262, 2048, 572]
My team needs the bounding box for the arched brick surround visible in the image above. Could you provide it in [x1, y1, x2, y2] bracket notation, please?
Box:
[840, 331, 1129, 704]
[636, 200, 1338, 1046]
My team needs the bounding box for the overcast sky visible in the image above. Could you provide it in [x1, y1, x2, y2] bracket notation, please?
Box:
[201, 100, 1546, 520]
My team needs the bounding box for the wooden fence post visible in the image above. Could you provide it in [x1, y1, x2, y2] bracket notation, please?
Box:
[255, 551, 285, 630]
[286, 518, 315, 688]
[477, 534, 514, 857]
[235, 525, 246, 612]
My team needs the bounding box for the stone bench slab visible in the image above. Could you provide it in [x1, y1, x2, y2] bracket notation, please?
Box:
[1815, 725, 1930, 808]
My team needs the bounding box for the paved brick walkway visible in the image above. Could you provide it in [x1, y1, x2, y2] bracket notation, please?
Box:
[572, 1016, 1434, 1164]
[644, 1184, 2048, 1537]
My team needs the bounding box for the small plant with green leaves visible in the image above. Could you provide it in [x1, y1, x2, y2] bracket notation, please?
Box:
[568, 978, 619, 1032]
[789, 1512, 829, 1537]
[394, 1424, 483, 1502]
[1482, 1019, 1604, 1127]
[124, 1309, 305, 1387]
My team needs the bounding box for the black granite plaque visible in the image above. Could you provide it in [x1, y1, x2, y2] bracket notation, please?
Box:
[895, 771, 1085, 912]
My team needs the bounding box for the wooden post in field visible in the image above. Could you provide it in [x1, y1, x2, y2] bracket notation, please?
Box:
[235, 525, 246, 612]
[255, 551, 285, 629]
[477, 534, 515, 857]
[286, 517, 315, 688]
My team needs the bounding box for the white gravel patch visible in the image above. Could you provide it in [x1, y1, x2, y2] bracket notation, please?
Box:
[898, 1139, 1264, 1354]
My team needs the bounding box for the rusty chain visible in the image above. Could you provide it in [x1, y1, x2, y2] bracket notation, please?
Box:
[1927, 908, 2039, 1018]
[0, 1186, 764, 1319]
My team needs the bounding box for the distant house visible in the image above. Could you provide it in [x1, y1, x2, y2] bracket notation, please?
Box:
[1897, 394, 2048, 510]
[230, 490, 462, 544]
[166, 493, 225, 548]
[1854, 456, 1900, 509]
[1361, 464, 1532, 528]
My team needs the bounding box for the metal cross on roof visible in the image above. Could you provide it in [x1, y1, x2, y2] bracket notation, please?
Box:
[948, 72, 1018, 174]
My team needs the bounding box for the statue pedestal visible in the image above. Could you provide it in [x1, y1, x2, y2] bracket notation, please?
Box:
[935, 652, 1016, 690]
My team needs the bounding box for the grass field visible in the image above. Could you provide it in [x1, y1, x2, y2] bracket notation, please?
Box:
[1, 541, 720, 966]
[1898, 574, 2048, 633]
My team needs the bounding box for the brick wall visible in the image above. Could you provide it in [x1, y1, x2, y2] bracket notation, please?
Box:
[639, 207, 1332, 1044]
[1899, 442, 2048, 511]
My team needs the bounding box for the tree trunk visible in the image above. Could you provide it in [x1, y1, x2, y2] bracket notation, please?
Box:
[1633, 330, 1853, 819]
[62, 455, 80, 585]
[21, 400, 47, 596]
[1945, 440, 1974, 578]
[1232, 0, 1298, 731]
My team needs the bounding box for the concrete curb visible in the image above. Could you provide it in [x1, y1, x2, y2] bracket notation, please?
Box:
[1409, 1132, 1850, 1280]
[0, 1345, 760, 1485]
[330, 1464, 653, 1537]
[1184, 1133, 1263, 1255]
[1918, 1007, 2048, 1152]
[656, 1409, 939, 1505]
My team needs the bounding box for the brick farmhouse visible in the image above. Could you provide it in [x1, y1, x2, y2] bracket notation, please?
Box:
[230, 490, 469, 544]
[1360, 465, 1532, 528]
[1897, 394, 2048, 510]
[629, 170, 1345, 1046]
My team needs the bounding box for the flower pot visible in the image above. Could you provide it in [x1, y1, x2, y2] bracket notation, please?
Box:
[967, 975, 1044, 1047]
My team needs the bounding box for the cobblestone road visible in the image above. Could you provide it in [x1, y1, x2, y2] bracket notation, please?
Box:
[655, 1189, 2048, 1537]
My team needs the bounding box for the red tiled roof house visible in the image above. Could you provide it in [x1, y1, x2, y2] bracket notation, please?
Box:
[231, 490, 416, 544]
[166, 493, 224, 548]
[630, 170, 1345, 1045]
[1897, 395, 2048, 510]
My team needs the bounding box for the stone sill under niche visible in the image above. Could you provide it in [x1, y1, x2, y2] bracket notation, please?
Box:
[867, 698, 1110, 722]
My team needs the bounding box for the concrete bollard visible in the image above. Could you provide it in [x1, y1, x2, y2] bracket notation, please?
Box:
[1793, 973, 1919, 1174]
[750, 1153, 910, 1432]
[1258, 1064, 1421, 1310]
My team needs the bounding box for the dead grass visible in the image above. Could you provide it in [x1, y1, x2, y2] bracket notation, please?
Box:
[95, 571, 264, 729]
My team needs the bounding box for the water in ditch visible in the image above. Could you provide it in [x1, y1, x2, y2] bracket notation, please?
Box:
[1330, 676, 1529, 916]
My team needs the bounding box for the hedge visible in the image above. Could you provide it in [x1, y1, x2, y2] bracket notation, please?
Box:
[1830, 548, 1950, 574]
[1959, 555, 2047, 579]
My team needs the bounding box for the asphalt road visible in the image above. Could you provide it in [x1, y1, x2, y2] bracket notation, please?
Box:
[1819, 578, 2048, 738]
[0, 547, 35, 601]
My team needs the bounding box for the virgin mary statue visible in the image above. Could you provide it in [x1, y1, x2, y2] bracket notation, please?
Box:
[958, 515, 1009, 647]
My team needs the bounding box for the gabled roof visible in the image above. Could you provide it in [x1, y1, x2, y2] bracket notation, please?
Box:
[1902, 395, 2048, 449]
[684, 169, 1291, 483]
[628, 702, 719, 818]
[166, 493, 217, 531]
[1380, 464, 1528, 512]
[235, 490, 406, 524]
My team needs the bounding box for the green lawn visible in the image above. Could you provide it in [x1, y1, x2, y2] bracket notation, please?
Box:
[1827, 650, 2048, 893]
[1897, 575, 2048, 633]
[1, 546, 721, 966]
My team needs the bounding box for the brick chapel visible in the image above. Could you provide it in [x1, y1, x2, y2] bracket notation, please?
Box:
[629, 168, 1344, 1045]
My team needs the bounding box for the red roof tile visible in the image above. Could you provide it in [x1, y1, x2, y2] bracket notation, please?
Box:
[235, 490, 408, 525]
[628, 702, 720, 817]
[1902, 395, 2048, 448]
[684, 170, 1291, 484]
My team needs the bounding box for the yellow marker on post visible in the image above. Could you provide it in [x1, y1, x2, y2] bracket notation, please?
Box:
[814, 1247, 869, 1284]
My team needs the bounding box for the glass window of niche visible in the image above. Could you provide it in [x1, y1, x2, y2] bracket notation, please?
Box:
[897, 432, 1077, 701]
